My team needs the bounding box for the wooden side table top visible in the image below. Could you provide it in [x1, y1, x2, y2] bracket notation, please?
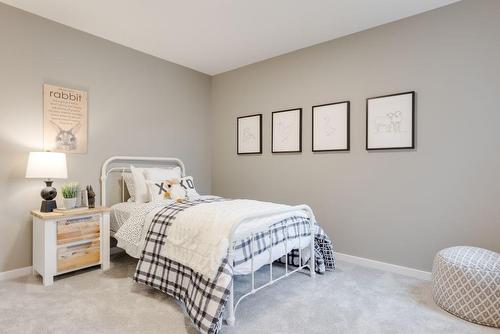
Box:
[31, 207, 111, 220]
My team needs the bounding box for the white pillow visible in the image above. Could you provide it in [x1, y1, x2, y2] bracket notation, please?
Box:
[130, 165, 149, 203]
[122, 173, 135, 202]
[143, 167, 182, 182]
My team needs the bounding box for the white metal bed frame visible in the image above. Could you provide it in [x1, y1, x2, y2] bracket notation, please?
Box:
[100, 156, 315, 327]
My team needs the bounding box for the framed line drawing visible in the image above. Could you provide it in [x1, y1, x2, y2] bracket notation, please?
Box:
[237, 114, 262, 154]
[272, 108, 302, 153]
[312, 101, 350, 152]
[366, 91, 415, 150]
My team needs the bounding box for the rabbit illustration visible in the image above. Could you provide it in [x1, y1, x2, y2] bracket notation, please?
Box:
[50, 121, 80, 151]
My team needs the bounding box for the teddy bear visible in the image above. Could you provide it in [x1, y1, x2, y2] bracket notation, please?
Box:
[163, 179, 187, 203]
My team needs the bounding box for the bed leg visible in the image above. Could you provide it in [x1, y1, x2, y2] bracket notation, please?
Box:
[227, 279, 236, 326]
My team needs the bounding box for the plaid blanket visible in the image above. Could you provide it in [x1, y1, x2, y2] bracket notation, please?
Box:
[134, 198, 335, 334]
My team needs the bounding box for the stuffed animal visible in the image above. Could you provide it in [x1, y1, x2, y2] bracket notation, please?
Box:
[163, 179, 187, 203]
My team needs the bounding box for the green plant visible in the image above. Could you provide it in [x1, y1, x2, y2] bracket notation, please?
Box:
[61, 182, 80, 199]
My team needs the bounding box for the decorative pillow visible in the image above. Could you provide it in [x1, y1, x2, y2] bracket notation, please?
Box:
[122, 173, 135, 202]
[179, 176, 200, 200]
[146, 180, 173, 203]
[146, 176, 200, 202]
[129, 166, 182, 203]
[130, 165, 149, 203]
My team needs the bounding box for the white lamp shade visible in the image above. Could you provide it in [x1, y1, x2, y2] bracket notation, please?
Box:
[25, 152, 68, 179]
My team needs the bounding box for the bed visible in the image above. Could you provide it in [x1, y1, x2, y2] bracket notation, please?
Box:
[101, 156, 335, 334]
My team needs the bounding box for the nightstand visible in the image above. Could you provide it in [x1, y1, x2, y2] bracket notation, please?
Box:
[31, 207, 111, 286]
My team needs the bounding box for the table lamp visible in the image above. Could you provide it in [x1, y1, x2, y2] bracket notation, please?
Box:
[26, 152, 68, 212]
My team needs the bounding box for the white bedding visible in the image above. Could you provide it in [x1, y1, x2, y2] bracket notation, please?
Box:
[110, 202, 151, 233]
[113, 197, 310, 277]
[114, 201, 170, 256]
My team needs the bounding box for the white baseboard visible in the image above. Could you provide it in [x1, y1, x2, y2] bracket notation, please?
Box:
[0, 266, 32, 282]
[336, 252, 432, 281]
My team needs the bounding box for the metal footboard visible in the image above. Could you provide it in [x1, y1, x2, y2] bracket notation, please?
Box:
[225, 205, 316, 326]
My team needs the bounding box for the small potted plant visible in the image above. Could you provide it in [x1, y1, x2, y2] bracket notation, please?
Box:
[61, 182, 80, 209]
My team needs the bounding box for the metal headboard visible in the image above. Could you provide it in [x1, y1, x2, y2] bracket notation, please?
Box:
[100, 156, 186, 207]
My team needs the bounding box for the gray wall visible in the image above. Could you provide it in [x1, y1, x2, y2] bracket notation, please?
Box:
[0, 4, 212, 272]
[212, 0, 500, 271]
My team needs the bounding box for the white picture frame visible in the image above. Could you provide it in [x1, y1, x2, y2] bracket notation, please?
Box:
[366, 91, 415, 150]
[312, 101, 350, 152]
[272, 108, 302, 153]
[237, 114, 262, 154]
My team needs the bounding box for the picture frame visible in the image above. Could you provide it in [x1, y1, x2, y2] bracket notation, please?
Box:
[366, 91, 415, 150]
[43, 84, 88, 154]
[237, 114, 262, 154]
[312, 101, 350, 152]
[272, 108, 302, 153]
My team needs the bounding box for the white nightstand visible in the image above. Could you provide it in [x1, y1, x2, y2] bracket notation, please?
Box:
[31, 207, 111, 286]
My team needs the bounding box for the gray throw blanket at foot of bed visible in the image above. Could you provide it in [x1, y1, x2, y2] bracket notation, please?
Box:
[134, 199, 335, 334]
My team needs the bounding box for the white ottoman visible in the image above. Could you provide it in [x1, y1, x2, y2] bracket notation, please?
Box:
[432, 246, 500, 328]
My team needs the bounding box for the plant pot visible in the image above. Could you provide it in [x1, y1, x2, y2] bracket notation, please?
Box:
[63, 197, 77, 209]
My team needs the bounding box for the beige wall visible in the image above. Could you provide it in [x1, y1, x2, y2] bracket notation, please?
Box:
[0, 4, 212, 272]
[212, 0, 500, 271]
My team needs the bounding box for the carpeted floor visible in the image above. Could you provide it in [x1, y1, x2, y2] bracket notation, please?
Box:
[0, 254, 497, 334]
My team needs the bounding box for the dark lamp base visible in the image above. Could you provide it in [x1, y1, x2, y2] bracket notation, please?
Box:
[41, 200, 57, 213]
[40, 180, 58, 212]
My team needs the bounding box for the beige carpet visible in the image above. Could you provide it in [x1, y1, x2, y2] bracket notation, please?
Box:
[0, 254, 497, 334]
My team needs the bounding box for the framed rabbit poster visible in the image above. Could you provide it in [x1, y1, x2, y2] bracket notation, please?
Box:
[366, 91, 415, 150]
[43, 84, 88, 154]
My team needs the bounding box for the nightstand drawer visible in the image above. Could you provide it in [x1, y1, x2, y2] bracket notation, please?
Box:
[57, 216, 100, 245]
[57, 239, 100, 273]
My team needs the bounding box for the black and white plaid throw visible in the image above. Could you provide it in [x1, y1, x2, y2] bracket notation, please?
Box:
[134, 198, 335, 334]
[277, 227, 335, 272]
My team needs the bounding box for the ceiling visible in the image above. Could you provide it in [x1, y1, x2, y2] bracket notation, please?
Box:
[2, 0, 459, 75]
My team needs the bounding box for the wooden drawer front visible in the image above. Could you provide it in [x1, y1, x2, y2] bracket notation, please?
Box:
[57, 216, 100, 245]
[57, 239, 100, 273]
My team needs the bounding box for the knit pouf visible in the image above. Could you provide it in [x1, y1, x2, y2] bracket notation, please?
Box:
[432, 246, 500, 328]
